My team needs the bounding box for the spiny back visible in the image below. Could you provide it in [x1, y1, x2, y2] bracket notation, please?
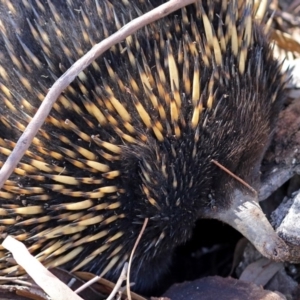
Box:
[0, 0, 288, 293]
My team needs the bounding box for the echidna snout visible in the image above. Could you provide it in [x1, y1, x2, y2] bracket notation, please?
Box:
[0, 0, 290, 293]
[215, 190, 289, 262]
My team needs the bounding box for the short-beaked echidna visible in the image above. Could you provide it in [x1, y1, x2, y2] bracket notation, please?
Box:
[0, 0, 290, 293]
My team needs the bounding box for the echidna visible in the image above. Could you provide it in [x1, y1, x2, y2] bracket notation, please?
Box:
[0, 0, 290, 293]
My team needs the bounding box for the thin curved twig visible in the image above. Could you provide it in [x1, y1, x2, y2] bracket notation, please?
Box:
[126, 218, 149, 300]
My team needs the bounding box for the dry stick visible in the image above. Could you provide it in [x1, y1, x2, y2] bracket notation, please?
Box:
[74, 276, 101, 295]
[2, 236, 83, 300]
[106, 263, 128, 300]
[74, 255, 119, 294]
[127, 218, 149, 300]
[0, 0, 195, 189]
[211, 159, 257, 195]
[75, 263, 131, 300]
